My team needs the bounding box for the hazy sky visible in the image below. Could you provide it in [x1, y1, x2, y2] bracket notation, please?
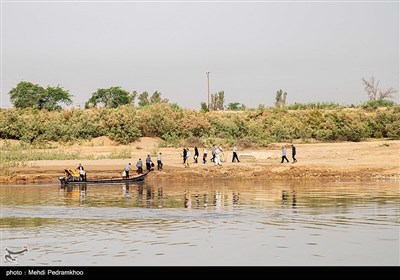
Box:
[1, 1, 399, 109]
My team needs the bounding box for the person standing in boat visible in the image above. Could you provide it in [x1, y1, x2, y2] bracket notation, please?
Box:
[77, 163, 86, 181]
[125, 163, 131, 178]
[136, 158, 143, 174]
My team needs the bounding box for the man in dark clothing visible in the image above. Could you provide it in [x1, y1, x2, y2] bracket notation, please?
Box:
[232, 145, 240, 162]
[211, 144, 216, 162]
[194, 147, 199, 163]
[291, 144, 297, 163]
[182, 148, 187, 165]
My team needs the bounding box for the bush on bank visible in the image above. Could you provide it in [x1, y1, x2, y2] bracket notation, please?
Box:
[0, 104, 399, 147]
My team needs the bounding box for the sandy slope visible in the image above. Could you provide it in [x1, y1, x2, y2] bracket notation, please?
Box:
[1, 137, 399, 183]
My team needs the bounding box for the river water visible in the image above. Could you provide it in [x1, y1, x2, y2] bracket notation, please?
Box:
[0, 180, 398, 266]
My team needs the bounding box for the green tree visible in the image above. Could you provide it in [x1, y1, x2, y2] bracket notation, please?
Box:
[275, 89, 287, 107]
[130, 91, 138, 106]
[138, 91, 150, 107]
[227, 102, 246, 111]
[85, 87, 131, 109]
[138, 91, 168, 107]
[9, 81, 73, 111]
[150, 91, 169, 104]
[210, 91, 225, 111]
[200, 102, 209, 112]
[41, 85, 73, 111]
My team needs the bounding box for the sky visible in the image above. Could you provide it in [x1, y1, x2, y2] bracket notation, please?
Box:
[1, 0, 399, 109]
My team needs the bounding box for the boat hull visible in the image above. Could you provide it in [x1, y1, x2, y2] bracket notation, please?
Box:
[59, 172, 149, 185]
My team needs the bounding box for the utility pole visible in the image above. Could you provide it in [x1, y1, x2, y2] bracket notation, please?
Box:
[206, 72, 210, 110]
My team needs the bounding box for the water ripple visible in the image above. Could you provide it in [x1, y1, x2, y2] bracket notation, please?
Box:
[1, 181, 399, 266]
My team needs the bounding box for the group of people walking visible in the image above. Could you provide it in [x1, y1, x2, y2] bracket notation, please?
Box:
[182, 144, 241, 167]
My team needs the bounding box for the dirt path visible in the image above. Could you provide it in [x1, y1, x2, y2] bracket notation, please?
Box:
[1, 138, 399, 184]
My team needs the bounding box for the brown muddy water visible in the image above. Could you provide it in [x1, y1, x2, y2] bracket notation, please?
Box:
[0, 180, 399, 266]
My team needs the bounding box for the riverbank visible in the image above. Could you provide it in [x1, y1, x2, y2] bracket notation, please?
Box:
[1, 138, 399, 184]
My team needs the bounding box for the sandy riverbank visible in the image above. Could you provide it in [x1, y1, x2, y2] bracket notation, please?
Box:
[1, 137, 399, 184]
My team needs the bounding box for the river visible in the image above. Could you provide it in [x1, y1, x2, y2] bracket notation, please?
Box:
[0, 180, 399, 266]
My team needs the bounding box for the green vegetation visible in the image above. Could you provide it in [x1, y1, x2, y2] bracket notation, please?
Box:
[361, 99, 395, 109]
[226, 102, 246, 111]
[137, 91, 169, 107]
[9, 81, 72, 111]
[286, 102, 343, 110]
[0, 104, 399, 147]
[85, 87, 135, 109]
[275, 89, 287, 107]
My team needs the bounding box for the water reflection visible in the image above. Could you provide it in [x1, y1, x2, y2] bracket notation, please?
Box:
[182, 190, 240, 209]
[1, 181, 399, 266]
[184, 191, 191, 208]
[194, 193, 200, 209]
[282, 190, 297, 209]
[233, 191, 239, 205]
[214, 190, 222, 209]
[61, 184, 87, 201]
[2, 181, 399, 212]
[157, 187, 163, 208]
[123, 183, 131, 199]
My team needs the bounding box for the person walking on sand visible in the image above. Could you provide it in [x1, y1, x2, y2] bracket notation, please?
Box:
[203, 149, 208, 164]
[185, 149, 191, 168]
[157, 153, 163, 171]
[182, 148, 187, 165]
[232, 145, 240, 162]
[281, 146, 289, 163]
[291, 144, 297, 163]
[214, 146, 222, 166]
[219, 144, 224, 162]
[194, 146, 199, 163]
[211, 144, 216, 162]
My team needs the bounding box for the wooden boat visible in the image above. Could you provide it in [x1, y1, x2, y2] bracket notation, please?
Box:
[59, 170, 149, 185]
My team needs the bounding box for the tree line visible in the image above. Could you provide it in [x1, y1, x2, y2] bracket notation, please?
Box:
[7, 76, 397, 112]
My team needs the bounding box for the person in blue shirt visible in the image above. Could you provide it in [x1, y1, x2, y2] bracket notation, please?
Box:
[281, 146, 289, 163]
